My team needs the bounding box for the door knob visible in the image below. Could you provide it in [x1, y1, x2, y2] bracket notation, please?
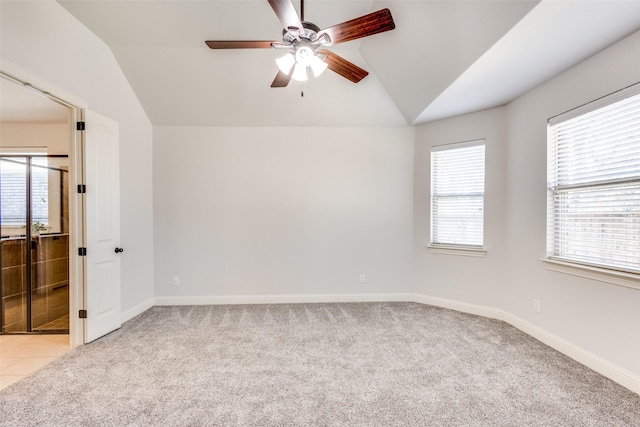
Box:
[115, 247, 124, 254]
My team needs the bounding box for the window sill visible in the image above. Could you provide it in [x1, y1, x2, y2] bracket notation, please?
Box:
[427, 245, 486, 258]
[541, 258, 640, 291]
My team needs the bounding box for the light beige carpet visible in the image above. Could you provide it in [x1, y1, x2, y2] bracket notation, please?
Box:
[1, 302, 639, 426]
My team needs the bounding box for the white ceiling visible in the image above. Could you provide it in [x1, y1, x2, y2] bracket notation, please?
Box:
[41, 0, 640, 127]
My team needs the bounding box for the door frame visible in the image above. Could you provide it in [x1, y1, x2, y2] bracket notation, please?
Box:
[1, 59, 87, 347]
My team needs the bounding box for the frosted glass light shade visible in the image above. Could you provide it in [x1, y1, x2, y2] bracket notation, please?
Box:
[295, 46, 314, 67]
[291, 63, 308, 81]
[276, 53, 295, 75]
[310, 55, 328, 77]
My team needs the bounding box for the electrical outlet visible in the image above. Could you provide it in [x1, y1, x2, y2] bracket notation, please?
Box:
[359, 274, 366, 283]
[534, 299, 541, 313]
[173, 276, 180, 286]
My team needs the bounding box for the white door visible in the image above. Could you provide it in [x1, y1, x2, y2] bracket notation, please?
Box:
[84, 110, 121, 342]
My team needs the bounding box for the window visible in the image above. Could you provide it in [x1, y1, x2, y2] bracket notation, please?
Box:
[430, 140, 485, 249]
[0, 157, 49, 227]
[547, 85, 640, 274]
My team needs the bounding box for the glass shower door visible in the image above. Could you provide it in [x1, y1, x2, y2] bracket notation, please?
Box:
[0, 157, 28, 332]
[31, 157, 70, 332]
[0, 156, 69, 333]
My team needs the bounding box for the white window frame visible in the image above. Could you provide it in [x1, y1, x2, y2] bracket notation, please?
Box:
[429, 139, 486, 256]
[544, 83, 640, 290]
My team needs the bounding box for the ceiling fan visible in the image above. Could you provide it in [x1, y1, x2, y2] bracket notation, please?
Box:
[205, 0, 395, 88]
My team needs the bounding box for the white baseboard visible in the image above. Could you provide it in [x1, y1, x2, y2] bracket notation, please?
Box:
[503, 312, 640, 396]
[413, 293, 640, 396]
[154, 293, 413, 306]
[412, 294, 505, 320]
[120, 297, 155, 323]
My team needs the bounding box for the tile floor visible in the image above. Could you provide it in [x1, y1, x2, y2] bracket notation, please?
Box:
[34, 314, 70, 332]
[0, 334, 71, 390]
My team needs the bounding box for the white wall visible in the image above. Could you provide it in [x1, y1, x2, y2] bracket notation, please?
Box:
[504, 30, 640, 377]
[1, 123, 69, 155]
[413, 107, 509, 309]
[0, 1, 154, 316]
[413, 30, 640, 382]
[154, 126, 414, 301]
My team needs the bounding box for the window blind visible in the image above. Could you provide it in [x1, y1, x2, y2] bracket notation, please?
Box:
[431, 141, 485, 248]
[547, 85, 640, 273]
[32, 159, 50, 223]
[1, 157, 49, 226]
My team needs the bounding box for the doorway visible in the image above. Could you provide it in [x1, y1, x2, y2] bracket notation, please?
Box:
[1, 62, 123, 347]
[0, 73, 73, 335]
[1, 156, 70, 332]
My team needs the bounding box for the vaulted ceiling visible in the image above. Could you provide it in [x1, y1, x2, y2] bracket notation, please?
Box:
[56, 0, 640, 127]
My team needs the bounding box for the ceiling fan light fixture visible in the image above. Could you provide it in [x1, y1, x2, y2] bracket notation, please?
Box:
[276, 53, 296, 74]
[207, 1, 395, 88]
[310, 55, 328, 77]
[317, 32, 331, 45]
[295, 45, 314, 67]
[291, 63, 308, 81]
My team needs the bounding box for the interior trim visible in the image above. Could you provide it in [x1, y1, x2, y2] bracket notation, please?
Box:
[413, 293, 640, 396]
[427, 245, 487, 257]
[541, 258, 640, 291]
[154, 293, 414, 307]
[120, 297, 155, 324]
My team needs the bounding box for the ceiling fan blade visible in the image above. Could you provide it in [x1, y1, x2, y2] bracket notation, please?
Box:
[268, 0, 304, 32]
[319, 50, 369, 83]
[205, 40, 278, 49]
[319, 8, 395, 46]
[271, 70, 292, 88]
